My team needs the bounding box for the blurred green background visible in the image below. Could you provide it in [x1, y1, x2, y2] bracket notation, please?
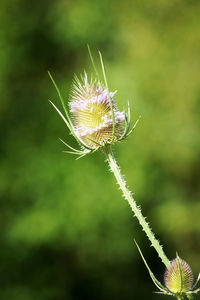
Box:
[0, 0, 200, 299]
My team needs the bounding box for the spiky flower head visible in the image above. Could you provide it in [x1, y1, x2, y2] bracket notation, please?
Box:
[164, 257, 194, 293]
[49, 49, 137, 158]
[69, 73, 126, 149]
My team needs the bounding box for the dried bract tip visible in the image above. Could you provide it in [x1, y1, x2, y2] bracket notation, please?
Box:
[164, 257, 194, 293]
[69, 73, 126, 149]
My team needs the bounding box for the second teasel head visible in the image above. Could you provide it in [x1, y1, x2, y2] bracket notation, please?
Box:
[164, 257, 194, 293]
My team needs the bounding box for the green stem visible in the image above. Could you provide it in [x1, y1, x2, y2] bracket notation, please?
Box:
[104, 145, 170, 268]
[186, 295, 195, 300]
[177, 296, 186, 300]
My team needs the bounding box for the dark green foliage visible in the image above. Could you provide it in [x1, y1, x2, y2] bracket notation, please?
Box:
[0, 0, 200, 299]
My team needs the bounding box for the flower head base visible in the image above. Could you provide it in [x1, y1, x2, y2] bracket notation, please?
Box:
[164, 257, 194, 293]
[69, 74, 126, 149]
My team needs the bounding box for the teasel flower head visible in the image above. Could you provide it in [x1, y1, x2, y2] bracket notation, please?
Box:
[164, 257, 194, 293]
[69, 73, 126, 149]
[49, 49, 138, 158]
[135, 241, 200, 299]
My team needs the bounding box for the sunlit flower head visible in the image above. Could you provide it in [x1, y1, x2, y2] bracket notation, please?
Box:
[49, 49, 137, 158]
[69, 73, 126, 149]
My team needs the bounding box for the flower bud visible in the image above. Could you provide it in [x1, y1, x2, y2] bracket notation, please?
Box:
[164, 257, 194, 293]
[69, 74, 126, 149]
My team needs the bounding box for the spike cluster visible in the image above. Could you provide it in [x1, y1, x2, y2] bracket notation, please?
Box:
[69, 74, 126, 149]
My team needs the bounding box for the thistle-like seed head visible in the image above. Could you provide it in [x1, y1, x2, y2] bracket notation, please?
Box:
[164, 257, 194, 293]
[69, 73, 126, 149]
